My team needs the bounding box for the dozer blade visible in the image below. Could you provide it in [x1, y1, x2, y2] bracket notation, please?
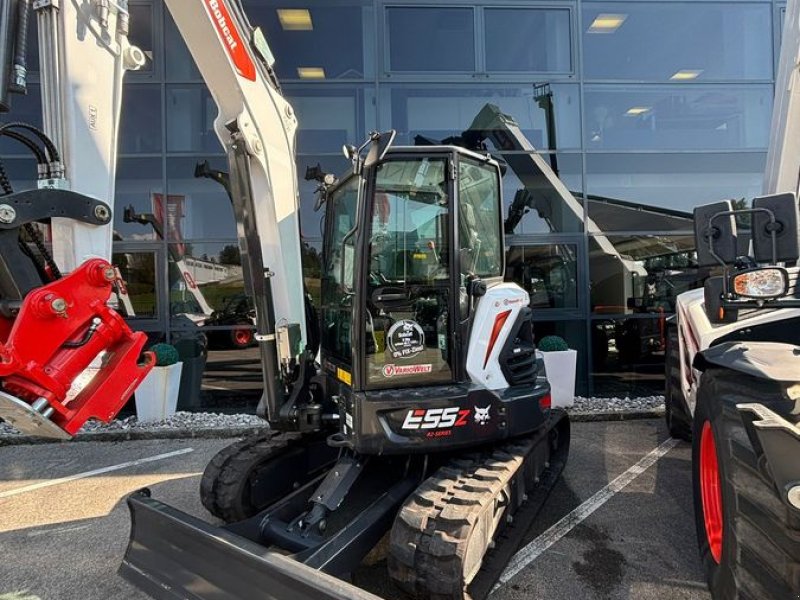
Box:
[120, 489, 381, 600]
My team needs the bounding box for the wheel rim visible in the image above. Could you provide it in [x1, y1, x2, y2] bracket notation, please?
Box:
[700, 420, 723, 564]
[234, 329, 251, 345]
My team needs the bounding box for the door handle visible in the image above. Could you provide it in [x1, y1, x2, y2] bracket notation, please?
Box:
[371, 287, 410, 306]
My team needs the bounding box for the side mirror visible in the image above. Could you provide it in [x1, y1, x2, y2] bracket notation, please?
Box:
[752, 192, 799, 263]
[694, 201, 738, 267]
[342, 144, 357, 161]
[364, 130, 397, 169]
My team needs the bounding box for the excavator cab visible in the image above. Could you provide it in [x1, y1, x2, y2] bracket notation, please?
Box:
[312, 135, 554, 455]
[321, 135, 504, 391]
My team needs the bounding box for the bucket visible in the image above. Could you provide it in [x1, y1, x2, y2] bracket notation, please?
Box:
[135, 362, 183, 422]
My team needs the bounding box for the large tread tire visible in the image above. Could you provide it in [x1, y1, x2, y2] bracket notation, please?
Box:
[388, 421, 566, 600]
[665, 325, 692, 441]
[200, 432, 274, 518]
[200, 431, 317, 523]
[692, 369, 800, 599]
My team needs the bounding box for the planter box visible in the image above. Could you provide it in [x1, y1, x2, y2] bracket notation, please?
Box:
[540, 349, 577, 408]
[135, 362, 183, 422]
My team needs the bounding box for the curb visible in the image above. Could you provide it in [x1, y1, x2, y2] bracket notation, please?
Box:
[568, 408, 665, 422]
[0, 425, 266, 447]
[0, 409, 666, 446]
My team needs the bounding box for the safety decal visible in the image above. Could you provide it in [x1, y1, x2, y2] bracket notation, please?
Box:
[387, 319, 425, 359]
[336, 367, 352, 386]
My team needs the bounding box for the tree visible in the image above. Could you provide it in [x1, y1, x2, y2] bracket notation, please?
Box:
[218, 244, 241, 265]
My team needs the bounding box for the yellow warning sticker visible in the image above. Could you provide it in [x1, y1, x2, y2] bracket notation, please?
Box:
[337, 367, 352, 386]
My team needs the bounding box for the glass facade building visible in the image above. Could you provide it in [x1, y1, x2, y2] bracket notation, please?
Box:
[2, 0, 789, 405]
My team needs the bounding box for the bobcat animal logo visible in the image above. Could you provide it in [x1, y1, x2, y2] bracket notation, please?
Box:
[474, 405, 491, 425]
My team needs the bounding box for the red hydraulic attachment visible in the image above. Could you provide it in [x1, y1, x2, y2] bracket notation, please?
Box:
[0, 259, 154, 439]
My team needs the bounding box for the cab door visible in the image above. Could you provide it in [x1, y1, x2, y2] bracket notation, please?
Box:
[320, 175, 360, 381]
[361, 156, 456, 389]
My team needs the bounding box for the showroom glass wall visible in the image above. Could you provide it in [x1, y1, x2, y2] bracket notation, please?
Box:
[1, 0, 786, 404]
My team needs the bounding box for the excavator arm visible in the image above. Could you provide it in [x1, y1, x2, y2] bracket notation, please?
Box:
[0, 0, 313, 436]
[0, 0, 153, 437]
[164, 0, 311, 427]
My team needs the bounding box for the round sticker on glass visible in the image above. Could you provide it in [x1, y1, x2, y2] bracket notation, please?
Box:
[387, 319, 425, 359]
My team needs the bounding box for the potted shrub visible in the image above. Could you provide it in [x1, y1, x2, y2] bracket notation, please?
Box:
[537, 335, 577, 408]
[135, 343, 183, 422]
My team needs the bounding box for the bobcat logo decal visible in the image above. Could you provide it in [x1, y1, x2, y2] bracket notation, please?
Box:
[474, 405, 491, 426]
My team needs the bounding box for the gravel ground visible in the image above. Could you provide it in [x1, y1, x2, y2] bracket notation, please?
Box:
[0, 411, 265, 436]
[571, 395, 665, 413]
[0, 396, 665, 437]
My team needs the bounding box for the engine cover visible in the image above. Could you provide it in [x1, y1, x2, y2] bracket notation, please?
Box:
[466, 283, 530, 390]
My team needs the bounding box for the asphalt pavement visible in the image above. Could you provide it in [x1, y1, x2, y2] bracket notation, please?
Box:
[0, 420, 710, 600]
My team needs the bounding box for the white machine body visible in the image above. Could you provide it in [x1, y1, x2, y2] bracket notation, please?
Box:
[38, 0, 307, 355]
[164, 0, 306, 349]
[675, 288, 800, 414]
[674, 0, 800, 417]
[37, 0, 144, 269]
[466, 282, 530, 390]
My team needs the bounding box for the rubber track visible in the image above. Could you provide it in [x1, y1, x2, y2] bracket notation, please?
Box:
[388, 433, 548, 600]
[200, 430, 300, 523]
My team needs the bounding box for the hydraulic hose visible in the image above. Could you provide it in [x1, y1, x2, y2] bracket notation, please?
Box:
[0, 124, 63, 280]
[0, 0, 17, 112]
[0, 158, 13, 195]
[0, 129, 48, 165]
[0, 122, 61, 163]
[10, 0, 31, 94]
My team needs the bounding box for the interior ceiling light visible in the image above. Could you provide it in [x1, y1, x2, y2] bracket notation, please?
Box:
[625, 106, 652, 116]
[297, 67, 325, 79]
[588, 14, 627, 33]
[670, 69, 704, 81]
[277, 9, 313, 31]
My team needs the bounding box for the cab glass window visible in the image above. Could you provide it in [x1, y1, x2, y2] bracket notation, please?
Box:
[458, 158, 503, 279]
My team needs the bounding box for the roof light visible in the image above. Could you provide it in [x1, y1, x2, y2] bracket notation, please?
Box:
[625, 106, 651, 116]
[277, 9, 313, 31]
[671, 69, 703, 81]
[588, 14, 627, 33]
[732, 268, 789, 299]
[297, 67, 325, 79]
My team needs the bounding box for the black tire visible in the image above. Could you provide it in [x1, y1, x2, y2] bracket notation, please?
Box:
[200, 432, 337, 523]
[692, 369, 800, 599]
[200, 434, 270, 518]
[665, 325, 692, 441]
[692, 384, 737, 598]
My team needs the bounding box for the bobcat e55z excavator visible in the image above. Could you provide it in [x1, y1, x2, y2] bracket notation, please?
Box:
[0, 0, 570, 598]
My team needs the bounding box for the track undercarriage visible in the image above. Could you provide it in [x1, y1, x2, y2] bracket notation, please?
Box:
[121, 410, 569, 600]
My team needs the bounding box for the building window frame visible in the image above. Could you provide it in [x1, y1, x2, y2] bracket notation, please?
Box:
[379, 1, 577, 82]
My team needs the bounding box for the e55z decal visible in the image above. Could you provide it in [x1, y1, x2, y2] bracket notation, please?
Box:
[401, 407, 470, 430]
